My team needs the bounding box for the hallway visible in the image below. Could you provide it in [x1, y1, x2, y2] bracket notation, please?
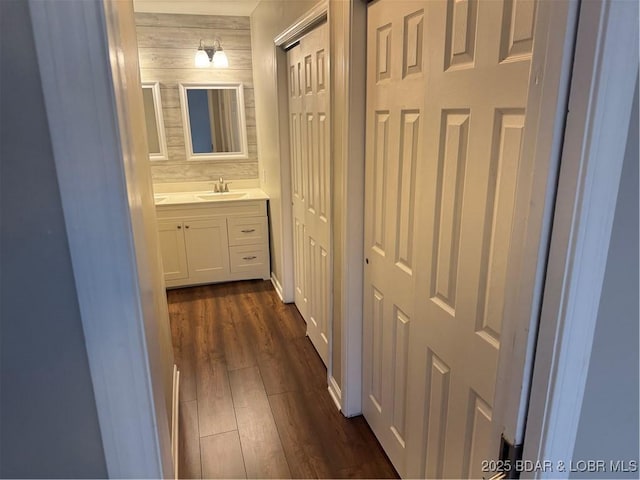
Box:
[168, 280, 398, 479]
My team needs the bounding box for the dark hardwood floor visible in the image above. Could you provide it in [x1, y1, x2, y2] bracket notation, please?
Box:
[167, 280, 398, 479]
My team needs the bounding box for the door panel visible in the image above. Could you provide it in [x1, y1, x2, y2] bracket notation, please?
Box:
[287, 23, 331, 366]
[157, 220, 188, 281]
[407, 0, 533, 476]
[289, 43, 308, 319]
[184, 218, 230, 284]
[363, 2, 426, 474]
[364, 0, 536, 477]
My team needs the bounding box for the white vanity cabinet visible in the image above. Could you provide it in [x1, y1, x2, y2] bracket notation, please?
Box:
[156, 200, 270, 288]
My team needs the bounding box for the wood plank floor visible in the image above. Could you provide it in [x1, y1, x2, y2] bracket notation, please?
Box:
[167, 280, 398, 479]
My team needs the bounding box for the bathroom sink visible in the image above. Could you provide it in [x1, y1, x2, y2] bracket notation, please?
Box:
[196, 192, 248, 201]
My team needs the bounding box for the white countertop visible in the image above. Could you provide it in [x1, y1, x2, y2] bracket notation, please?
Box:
[154, 187, 269, 206]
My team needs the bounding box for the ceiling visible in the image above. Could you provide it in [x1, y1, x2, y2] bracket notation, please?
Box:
[133, 0, 261, 17]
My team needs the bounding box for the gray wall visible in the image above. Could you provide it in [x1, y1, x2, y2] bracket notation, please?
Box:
[0, 1, 107, 477]
[571, 79, 639, 478]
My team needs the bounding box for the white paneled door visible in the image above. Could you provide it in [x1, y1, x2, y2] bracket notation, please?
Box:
[364, 0, 540, 477]
[287, 23, 331, 366]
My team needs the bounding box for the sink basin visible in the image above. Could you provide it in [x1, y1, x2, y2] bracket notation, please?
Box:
[196, 192, 248, 201]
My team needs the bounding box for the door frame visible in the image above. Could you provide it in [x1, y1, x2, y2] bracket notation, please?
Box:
[275, 0, 339, 401]
[274, 0, 368, 416]
[272, 0, 330, 307]
[28, 0, 174, 476]
[523, 0, 638, 472]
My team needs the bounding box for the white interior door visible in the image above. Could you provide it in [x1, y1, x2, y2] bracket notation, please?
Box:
[364, 0, 540, 477]
[362, 1, 426, 474]
[287, 23, 331, 366]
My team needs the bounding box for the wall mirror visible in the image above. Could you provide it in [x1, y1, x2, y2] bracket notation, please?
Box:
[141, 82, 168, 160]
[179, 82, 248, 161]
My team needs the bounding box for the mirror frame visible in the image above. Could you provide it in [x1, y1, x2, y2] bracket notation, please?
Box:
[141, 82, 168, 161]
[178, 82, 249, 161]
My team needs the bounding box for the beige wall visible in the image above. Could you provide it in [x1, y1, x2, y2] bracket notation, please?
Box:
[250, 0, 318, 291]
[135, 13, 259, 183]
[251, 0, 367, 402]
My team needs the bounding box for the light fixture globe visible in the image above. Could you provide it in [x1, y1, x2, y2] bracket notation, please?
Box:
[195, 48, 210, 68]
[212, 49, 229, 68]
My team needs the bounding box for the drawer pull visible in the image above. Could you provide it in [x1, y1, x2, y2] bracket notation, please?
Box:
[240, 229, 256, 233]
[177, 225, 182, 229]
[242, 255, 257, 261]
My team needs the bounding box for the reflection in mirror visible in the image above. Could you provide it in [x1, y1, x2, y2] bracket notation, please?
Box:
[179, 83, 248, 160]
[141, 82, 168, 160]
[187, 89, 241, 153]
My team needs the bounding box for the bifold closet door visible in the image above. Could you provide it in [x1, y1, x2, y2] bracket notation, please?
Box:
[363, 1, 426, 474]
[364, 0, 537, 477]
[287, 23, 330, 366]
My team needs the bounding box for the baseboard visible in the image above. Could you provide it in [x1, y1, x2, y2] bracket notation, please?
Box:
[171, 365, 180, 479]
[271, 274, 285, 302]
[328, 375, 342, 412]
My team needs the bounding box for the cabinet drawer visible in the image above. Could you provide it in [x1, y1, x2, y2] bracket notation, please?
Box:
[229, 244, 269, 275]
[227, 216, 268, 246]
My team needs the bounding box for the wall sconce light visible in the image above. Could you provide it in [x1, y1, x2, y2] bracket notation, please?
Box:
[195, 39, 229, 68]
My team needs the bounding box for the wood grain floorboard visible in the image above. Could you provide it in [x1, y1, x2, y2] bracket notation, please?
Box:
[229, 366, 291, 479]
[258, 336, 327, 396]
[194, 356, 236, 437]
[167, 280, 398, 479]
[178, 400, 201, 479]
[268, 391, 335, 478]
[337, 459, 400, 479]
[200, 430, 246, 479]
[220, 287, 258, 371]
[168, 295, 196, 402]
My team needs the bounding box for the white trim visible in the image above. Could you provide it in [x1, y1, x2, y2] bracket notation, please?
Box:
[274, 0, 328, 48]
[274, 43, 296, 303]
[28, 0, 173, 476]
[178, 81, 249, 161]
[171, 366, 180, 479]
[335, 0, 367, 418]
[328, 376, 342, 412]
[523, 0, 639, 475]
[270, 273, 286, 302]
[142, 81, 169, 161]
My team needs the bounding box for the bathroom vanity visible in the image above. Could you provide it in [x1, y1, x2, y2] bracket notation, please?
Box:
[155, 188, 270, 288]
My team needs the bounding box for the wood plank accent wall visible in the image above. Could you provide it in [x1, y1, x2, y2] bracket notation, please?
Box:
[135, 13, 258, 183]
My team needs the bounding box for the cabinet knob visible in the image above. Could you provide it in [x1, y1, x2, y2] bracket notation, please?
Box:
[177, 225, 182, 229]
[242, 255, 257, 261]
[185, 225, 190, 229]
[241, 229, 256, 233]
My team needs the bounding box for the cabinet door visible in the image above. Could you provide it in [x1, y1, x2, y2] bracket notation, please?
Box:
[184, 218, 230, 283]
[157, 220, 188, 281]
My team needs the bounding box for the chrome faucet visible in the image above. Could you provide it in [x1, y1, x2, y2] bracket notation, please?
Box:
[214, 176, 230, 193]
